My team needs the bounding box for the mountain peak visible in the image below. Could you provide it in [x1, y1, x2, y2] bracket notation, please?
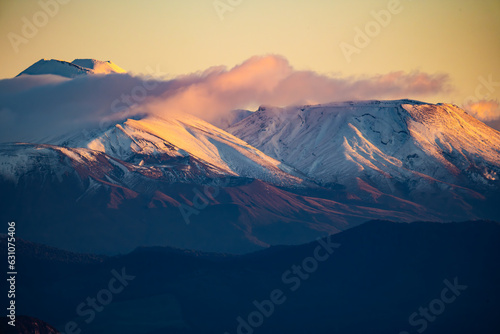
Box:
[72, 58, 126, 74]
[17, 58, 126, 78]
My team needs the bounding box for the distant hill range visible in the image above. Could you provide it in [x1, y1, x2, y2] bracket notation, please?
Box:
[3, 220, 500, 334]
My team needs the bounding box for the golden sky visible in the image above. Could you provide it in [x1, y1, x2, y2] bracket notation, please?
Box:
[0, 0, 499, 107]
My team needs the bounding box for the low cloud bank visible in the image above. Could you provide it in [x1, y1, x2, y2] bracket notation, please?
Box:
[0, 55, 451, 143]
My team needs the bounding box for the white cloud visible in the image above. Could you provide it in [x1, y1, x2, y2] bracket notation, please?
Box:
[0, 55, 451, 143]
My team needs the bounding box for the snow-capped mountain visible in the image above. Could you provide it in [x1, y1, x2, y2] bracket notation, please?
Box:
[0, 108, 445, 254]
[17, 58, 126, 78]
[49, 113, 304, 187]
[228, 100, 500, 211]
[1, 96, 499, 254]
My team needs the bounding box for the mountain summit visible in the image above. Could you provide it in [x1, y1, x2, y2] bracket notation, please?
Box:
[71, 58, 127, 74]
[16, 58, 126, 78]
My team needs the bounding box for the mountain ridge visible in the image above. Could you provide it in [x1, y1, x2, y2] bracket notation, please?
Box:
[1, 99, 499, 254]
[16, 58, 126, 78]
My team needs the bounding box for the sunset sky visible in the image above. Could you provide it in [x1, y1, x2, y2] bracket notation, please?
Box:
[0, 0, 499, 119]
